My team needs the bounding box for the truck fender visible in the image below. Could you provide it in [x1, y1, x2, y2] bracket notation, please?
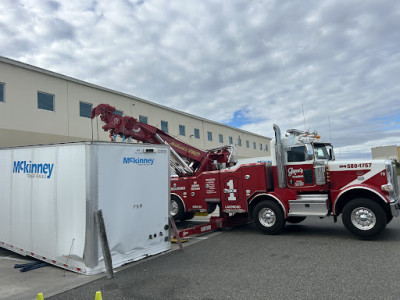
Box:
[333, 185, 389, 215]
[248, 193, 288, 218]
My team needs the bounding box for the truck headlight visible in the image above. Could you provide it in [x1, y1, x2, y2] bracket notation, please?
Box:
[382, 184, 393, 192]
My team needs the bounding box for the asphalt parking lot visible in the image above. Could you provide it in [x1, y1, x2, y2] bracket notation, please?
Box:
[2, 214, 400, 300]
[0, 216, 214, 300]
[49, 216, 400, 300]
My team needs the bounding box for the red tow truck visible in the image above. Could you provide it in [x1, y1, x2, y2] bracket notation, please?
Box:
[92, 104, 400, 238]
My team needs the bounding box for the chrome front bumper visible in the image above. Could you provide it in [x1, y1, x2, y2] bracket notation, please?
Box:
[390, 197, 400, 217]
[386, 161, 400, 217]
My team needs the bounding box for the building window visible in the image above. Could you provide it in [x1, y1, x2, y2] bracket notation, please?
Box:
[161, 121, 168, 133]
[139, 115, 148, 124]
[229, 136, 233, 145]
[265, 145, 269, 152]
[238, 137, 242, 147]
[260, 143, 262, 150]
[179, 125, 186, 136]
[246, 140, 249, 148]
[207, 131, 213, 141]
[219, 134, 223, 143]
[37, 91, 54, 111]
[0, 82, 4, 102]
[114, 110, 123, 116]
[253, 142, 256, 149]
[194, 128, 200, 139]
[79, 101, 92, 118]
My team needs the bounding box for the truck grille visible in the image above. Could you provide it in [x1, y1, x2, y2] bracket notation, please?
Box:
[391, 163, 399, 198]
[314, 162, 326, 185]
[386, 161, 400, 201]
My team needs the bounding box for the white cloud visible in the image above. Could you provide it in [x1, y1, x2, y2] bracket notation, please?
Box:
[0, 0, 399, 158]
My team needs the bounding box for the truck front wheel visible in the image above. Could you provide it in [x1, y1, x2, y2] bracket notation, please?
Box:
[170, 196, 185, 221]
[253, 200, 285, 235]
[342, 198, 387, 239]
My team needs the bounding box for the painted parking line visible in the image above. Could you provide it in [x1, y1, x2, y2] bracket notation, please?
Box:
[1, 256, 23, 261]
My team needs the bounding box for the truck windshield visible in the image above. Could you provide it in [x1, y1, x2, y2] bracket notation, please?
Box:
[314, 143, 334, 160]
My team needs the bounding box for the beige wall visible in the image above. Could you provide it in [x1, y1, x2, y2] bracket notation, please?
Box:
[0, 57, 271, 158]
[371, 145, 399, 160]
[398, 147, 400, 161]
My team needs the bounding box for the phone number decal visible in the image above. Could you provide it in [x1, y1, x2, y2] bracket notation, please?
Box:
[339, 163, 372, 169]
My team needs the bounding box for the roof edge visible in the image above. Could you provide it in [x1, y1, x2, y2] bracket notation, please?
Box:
[0, 55, 271, 140]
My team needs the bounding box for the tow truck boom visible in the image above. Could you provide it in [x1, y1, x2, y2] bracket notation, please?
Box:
[91, 104, 237, 176]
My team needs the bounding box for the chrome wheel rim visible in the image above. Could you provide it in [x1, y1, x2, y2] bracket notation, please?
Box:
[171, 200, 179, 216]
[351, 207, 376, 230]
[258, 208, 276, 227]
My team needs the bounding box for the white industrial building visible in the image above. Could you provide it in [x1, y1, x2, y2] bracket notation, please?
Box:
[0, 56, 270, 158]
[371, 145, 400, 161]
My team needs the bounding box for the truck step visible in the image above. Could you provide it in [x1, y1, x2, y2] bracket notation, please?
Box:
[288, 194, 329, 217]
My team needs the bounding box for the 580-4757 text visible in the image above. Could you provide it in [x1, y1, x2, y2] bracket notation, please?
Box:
[339, 163, 372, 169]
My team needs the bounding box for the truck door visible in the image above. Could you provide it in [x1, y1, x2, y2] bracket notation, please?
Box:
[285, 145, 330, 215]
[285, 145, 315, 189]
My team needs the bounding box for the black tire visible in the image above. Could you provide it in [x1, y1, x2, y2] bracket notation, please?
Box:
[207, 203, 217, 214]
[253, 200, 285, 235]
[286, 216, 307, 224]
[386, 214, 393, 224]
[181, 212, 195, 221]
[170, 196, 185, 221]
[342, 198, 387, 239]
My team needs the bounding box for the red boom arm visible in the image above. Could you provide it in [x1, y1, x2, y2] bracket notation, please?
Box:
[91, 104, 235, 175]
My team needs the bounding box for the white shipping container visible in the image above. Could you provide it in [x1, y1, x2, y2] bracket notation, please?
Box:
[0, 142, 171, 275]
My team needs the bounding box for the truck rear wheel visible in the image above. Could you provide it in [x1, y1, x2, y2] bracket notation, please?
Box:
[170, 196, 185, 221]
[342, 198, 387, 239]
[253, 200, 285, 235]
[207, 203, 217, 214]
[182, 212, 195, 221]
[286, 216, 306, 224]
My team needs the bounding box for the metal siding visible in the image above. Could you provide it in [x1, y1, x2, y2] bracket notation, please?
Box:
[0, 142, 170, 274]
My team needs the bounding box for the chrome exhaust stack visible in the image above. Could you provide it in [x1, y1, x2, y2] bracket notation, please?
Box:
[273, 124, 286, 188]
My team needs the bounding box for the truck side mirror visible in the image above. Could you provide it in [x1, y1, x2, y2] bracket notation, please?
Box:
[329, 148, 335, 160]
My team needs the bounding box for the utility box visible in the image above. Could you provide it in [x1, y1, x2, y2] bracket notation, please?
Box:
[0, 142, 171, 275]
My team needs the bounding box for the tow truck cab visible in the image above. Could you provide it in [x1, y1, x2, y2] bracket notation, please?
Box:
[271, 125, 334, 191]
[252, 124, 400, 238]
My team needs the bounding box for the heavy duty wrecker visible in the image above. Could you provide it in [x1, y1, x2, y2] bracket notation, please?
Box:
[92, 104, 400, 239]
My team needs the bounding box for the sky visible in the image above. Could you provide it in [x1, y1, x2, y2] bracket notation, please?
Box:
[1, 0, 399, 159]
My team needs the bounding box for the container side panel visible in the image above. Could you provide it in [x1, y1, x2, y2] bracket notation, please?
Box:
[97, 144, 170, 266]
[0, 150, 12, 242]
[0, 144, 87, 274]
[8, 148, 34, 250]
[83, 144, 100, 269]
[56, 144, 86, 259]
[30, 147, 58, 257]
